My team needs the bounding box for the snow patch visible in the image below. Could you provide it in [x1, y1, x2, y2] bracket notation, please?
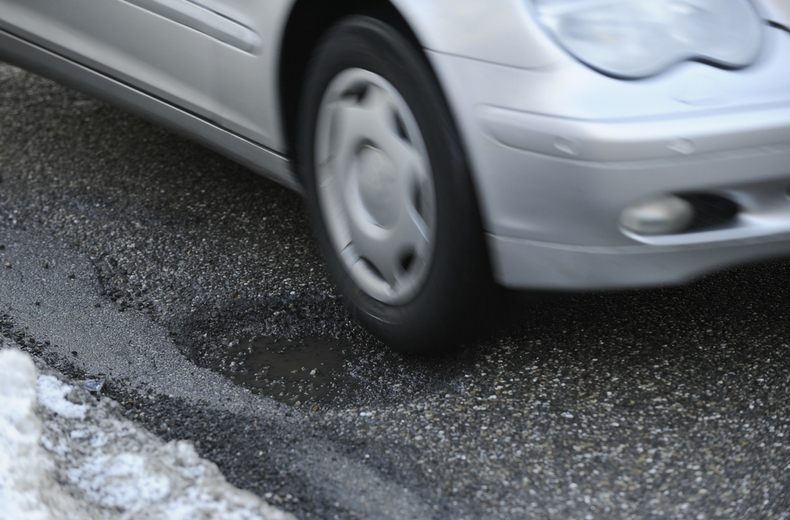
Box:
[0, 347, 296, 520]
[0, 348, 87, 520]
[69, 452, 173, 508]
[37, 374, 86, 419]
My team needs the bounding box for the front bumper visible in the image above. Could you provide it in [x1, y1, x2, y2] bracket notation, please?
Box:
[482, 105, 790, 289]
[428, 25, 790, 290]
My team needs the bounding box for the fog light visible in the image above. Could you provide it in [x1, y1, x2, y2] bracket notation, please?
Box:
[620, 195, 695, 235]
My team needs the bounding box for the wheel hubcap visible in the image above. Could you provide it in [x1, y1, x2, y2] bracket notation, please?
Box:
[356, 145, 400, 228]
[315, 69, 436, 305]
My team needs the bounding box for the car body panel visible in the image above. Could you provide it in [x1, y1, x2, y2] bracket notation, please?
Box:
[0, 0, 218, 119]
[756, 0, 790, 29]
[389, 0, 565, 69]
[189, 0, 292, 150]
[0, 0, 297, 150]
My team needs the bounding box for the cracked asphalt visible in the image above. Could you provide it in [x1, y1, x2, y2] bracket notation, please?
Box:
[1, 62, 789, 519]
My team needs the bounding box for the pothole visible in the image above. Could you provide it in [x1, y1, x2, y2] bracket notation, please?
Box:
[216, 336, 357, 406]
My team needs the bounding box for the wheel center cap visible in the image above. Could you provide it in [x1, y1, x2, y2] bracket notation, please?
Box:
[356, 145, 400, 228]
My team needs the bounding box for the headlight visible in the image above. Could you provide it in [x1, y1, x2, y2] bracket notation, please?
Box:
[533, 0, 763, 78]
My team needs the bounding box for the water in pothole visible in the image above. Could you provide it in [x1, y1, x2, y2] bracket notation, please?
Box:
[219, 336, 356, 406]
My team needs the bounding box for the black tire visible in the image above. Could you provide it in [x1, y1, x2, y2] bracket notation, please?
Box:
[297, 16, 494, 353]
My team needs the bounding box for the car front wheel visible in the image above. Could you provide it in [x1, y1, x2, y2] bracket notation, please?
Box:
[298, 16, 493, 353]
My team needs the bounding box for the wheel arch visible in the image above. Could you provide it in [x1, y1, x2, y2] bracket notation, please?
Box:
[278, 0, 424, 159]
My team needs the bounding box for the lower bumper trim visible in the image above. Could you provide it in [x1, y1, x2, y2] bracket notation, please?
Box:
[488, 232, 790, 290]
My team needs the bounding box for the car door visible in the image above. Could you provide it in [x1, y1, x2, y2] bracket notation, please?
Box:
[187, 0, 293, 152]
[0, 0, 217, 122]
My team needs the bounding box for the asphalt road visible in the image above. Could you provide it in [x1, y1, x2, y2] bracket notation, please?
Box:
[1, 62, 789, 519]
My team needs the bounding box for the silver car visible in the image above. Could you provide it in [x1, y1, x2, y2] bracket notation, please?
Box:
[2, 0, 789, 352]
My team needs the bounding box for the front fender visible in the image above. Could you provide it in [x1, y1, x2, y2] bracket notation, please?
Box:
[389, 0, 564, 69]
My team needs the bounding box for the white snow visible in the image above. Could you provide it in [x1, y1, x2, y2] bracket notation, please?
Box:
[0, 348, 86, 520]
[0, 347, 296, 520]
[37, 374, 87, 419]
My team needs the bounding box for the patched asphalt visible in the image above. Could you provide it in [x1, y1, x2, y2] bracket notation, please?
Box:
[1, 62, 789, 519]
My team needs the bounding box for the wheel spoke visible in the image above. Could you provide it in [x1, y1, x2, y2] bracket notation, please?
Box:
[383, 132, 434, 233]
[328, 99, 368, 172]
[361, 84, 397, 127]
[397, 200, 432, 260]
[370, 245, 403, 289]
[347, 197, 431, 292]
[359, 88, 417, 170]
